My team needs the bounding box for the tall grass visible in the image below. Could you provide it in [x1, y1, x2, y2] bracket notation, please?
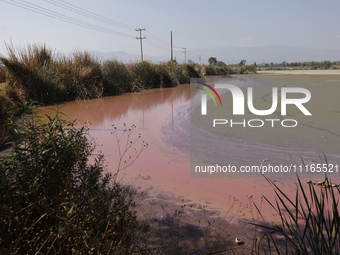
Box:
[55, 51, 103, 100]
[128, 61, 182, 89]
[1, 43, 59, 103]
[0, 43, 200, 105]
[128, 61, 163, 89]
[102, 60, 134, 95]
[253, 174, 340, 254]
[0, 44, 105, 103]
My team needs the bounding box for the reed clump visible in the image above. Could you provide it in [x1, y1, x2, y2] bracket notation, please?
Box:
[1, 44, 105, 103]
[252, 174, 340, 254]
[55, 51, 104, 101]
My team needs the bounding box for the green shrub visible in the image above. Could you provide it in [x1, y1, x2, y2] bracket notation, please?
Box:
[166, 61, 189, 84]
[186, 64, 201, 78]
[55, 52, 103, 101]
[155, 63, 177, 88]
[205, 65, 216, 76]
[0, 109, 146, 254]
[102, 60, 134, 95]
[129, 61, 161, 89]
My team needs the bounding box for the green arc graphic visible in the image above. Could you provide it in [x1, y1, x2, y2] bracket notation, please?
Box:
[197, 87, 217, 105]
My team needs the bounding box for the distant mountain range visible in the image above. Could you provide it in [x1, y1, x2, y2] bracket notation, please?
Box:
[86, 45, 340, 65]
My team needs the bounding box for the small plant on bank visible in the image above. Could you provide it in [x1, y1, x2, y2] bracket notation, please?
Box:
[252, 173, 340, 254]
[0, 107, 148, 254]
[110, 123, 148, 182]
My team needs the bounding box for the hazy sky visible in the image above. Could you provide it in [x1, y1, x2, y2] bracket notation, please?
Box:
[1, 0, 340, 62]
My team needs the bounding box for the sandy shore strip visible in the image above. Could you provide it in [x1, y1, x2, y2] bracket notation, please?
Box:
[257, 70, 340, 75]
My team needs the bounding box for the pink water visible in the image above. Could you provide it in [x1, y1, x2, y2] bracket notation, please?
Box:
[38, 78, 340, 223]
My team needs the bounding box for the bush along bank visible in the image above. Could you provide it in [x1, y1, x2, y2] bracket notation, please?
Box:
[0, 108, 152, 254]
[204, 64, 256, 75]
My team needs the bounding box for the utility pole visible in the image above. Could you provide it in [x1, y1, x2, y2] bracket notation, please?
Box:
[171, 31, 173, 61]
[198, 54, 201, 65]
[182, 48, 187, 64]
[136, 28, 146, 62]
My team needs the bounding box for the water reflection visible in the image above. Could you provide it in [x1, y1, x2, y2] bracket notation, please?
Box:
[40, 85, 190, 130]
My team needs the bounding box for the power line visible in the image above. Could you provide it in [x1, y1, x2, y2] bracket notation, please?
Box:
[144, 36, 183, 54]
[45, 0, 137, 31]
[144, 31, 169, 45]
[1, 0, 136, 39]
[144, 31, 183, 49]
[144, 41, 169, 52]
[20, 0, 135, 37]
[143, 34, 172, 51]
[187, 52, 200, 57]
[1, 0, 185, 56]
[45, 0, 180, 53]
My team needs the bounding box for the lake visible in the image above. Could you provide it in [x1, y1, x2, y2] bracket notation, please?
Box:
[39, 74, 340, 222]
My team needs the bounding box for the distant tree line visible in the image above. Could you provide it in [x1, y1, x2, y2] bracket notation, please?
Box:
[206, 57, 255, 75]
[208, 57, 248, 67]
[257, 60, 340, 70]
